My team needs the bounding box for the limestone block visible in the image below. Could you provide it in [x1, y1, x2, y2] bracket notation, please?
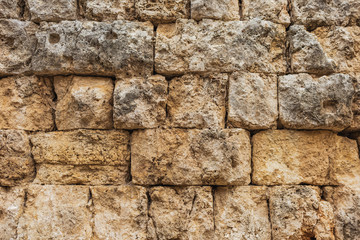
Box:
[27, 0, 77, 22]
[131, 128, 251, 185]
[0, 130, 34, 186]
[91, 185, 149, 239]
[148, 186, 214, 239]
[191, 0, 240, 21]
[114, 75, 167, 129]
[80, 0, 135, 21]
[155, 19, 286, 75]
[168, 74, 227, 128]
[279, 73, 354, 131]
[0, 0, 20, 18]
[17, 185, 92, 239]
[228, 72, 277, 129]
[54, 76, 113, 130]
[214, 186, 271, 239]
[347, 73, 360, 131]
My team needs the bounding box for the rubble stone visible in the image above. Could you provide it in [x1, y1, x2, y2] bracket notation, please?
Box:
[191, 0, 240, 21]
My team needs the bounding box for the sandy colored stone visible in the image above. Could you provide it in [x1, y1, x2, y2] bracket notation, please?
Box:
[54, 75, 113, 130]
[253, 130, 360, 186]
[270, 186, 335, 240]
[135, 0, 189, 23]
[31, 20, 153, 76]
[0, 187, 25, 239]
[0, 130, 34, 186]
[132, 128, 251, 185]
[279, 73, 354, 131]
[347, 73, 360, 131]
[155, 19, 286, 75]
[31, 130, 130, 166]
[228, 72, 277, 129]
[215, 186, 271, 239]
[17, 185, 92, 239]
[148, 186, 214, 240]
[80, 0, 135, 21]
[114, 75, 167, 129]
[168, 74, 227, 129]
[27, 0, 77, 22]
[191, 0, 240, 21]
[242, 0, 290, 26]
[0, 0, 20, 18]
[91, 185, 148, 240]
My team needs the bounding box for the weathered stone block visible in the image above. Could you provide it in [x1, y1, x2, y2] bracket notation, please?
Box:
[191, 0, 240, 21]
[155, 19, 286, 75]
[347, 73, 360, 131]
[242, 0, 290, 26]
[168, 74, 227, 129]
[114, 75, 167, 129]
[31, 130, 130, 165]
[148, 186, 214, 239]
[17, 185, 92, 239]
[131, 128, 251, 185]
[214, 186, 271, 239]
[228, 72, 277, 129]
[270, 186, 335, 240]
[0, 0, 20, 18]
[32, 20, 153, 76]
[54, 75, 113, 130]
[80, 0, 135, 21]
[253, 130, 360, 186]
[0, 130, 34, 186]
[27, 0, 77, 22]
[91, 185, 148, 239]
[279, 73, 354, 131]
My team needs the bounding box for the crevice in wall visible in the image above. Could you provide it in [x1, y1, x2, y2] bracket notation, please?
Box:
[224, 73, 230, 129]
[212, 186, 216, 232]
[88, 187, 96, 239]
[146, 189, 159, 240]
[18, 0, 27, 19]
[153, 25, 157, 76]
[127, 130, 134, 183]
[239, 0, 243, 20]
[267, 198, 273, 240]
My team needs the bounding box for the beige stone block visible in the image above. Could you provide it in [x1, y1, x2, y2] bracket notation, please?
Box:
[80, 0, 135, 21]
[27, 0, 77, 22]
[0, 0, 20, 18]
[191, 0, 240, 21]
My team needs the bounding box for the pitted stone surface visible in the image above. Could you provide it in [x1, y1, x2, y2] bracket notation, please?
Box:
[0, 0, 20, 18]
[27, 0, 77, 22]
[191, 0, 240, 21]
[80, 0, 135, 21]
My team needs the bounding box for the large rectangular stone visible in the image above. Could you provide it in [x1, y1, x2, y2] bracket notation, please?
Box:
[191, 0, 240, 21]
[27, 0, 77, 22]
[80, 0, 135, 21]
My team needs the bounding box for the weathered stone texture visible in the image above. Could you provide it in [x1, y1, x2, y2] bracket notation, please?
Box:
[168, 74, 227, 129]
[148, 186, 214, 240]
[279, 73, 354, 131]
[114, 75, 167, 129]
[215, 186, 271, 239]
[0, 0, 20, 18]
[54, 75, 113, 130]
[347, 73, 360, 131]
[17, 185, 92, 239]
[253, 130, 360, 186]
[132, 128, 251, 185]
[228, 72, 278, 129]
[91, 185, 148, 239]
[80, 0, 135, 21]
[155, 19, 286, 75]
[191, 0, 240, 21]
[27, 0, 77, 22]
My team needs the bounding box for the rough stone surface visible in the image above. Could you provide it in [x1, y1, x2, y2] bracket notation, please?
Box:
[191, 0, 240, 21]
[31, 130, 130, 165]
[347, 73, 360, 131]
[279, 73, 354, 131]
[32, 20, 153, 76]
[242, 0, 290, 26]
[148, 186, 214, 240]
[0, 130, 34, 186]
[91, 185, 148, 239]
[270, 186, 335, 240]
[17, 185, 92, 239]
[253, 130, 360, 186]
[0, 0, 20, 18]
[168, 74, 227, 129]
[131, 128, 251, 185]
[27, 0, 77, 22]
[155, 19, 286, 75]
[214, 186, 271, 239]
[114, 75, 167, 129]
[228, 72, 278, 129]
[80, 0, 135, 21]
[54, 75, 114, 130]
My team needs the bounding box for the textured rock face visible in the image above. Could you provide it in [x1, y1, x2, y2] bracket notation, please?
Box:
[0, 0, 20, 18]
[0, 130, 34, 186]
[253, 130, 360, 186]
[80, 0, 135, 21]
[228, 72, 278, 129]
[54, 75, 113, 130]
[148, 186, 214, 240]
[191, 0, 240, 21]
[279, 73, 354, 131]
[91, 186, 148, 239]
[155, 19, 286, 75]
[168, 74, 227, 129]
[215, 186, 271, 239]
[114, 75, 167, 129]
[132, 128, 251, 185]
[17, 185, 92, 239]
[27, 0, 77, 22]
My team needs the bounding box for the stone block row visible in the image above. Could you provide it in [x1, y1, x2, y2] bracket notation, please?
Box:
[1, 185, 359, 239]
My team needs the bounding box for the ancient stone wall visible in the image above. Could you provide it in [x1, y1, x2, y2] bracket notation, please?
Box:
[0, 0, 360, 239]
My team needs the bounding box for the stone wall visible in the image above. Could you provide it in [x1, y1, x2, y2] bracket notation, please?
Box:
[0, 0, 360, 239]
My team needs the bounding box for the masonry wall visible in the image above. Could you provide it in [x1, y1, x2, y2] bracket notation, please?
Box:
[0, 0, 360, 239]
